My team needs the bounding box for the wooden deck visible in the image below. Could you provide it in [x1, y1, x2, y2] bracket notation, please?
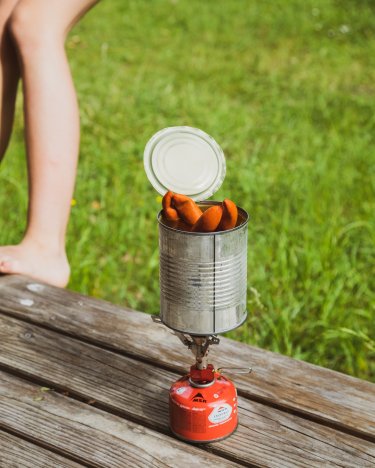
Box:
[0, 275, 374, 467]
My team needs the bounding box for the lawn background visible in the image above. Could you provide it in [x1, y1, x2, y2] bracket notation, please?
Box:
[0, 0, 374, 381]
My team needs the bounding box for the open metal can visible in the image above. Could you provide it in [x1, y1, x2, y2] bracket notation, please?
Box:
[158, 201, 248, 335]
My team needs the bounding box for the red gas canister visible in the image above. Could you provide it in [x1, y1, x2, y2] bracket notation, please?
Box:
[169, 368, 238, 443]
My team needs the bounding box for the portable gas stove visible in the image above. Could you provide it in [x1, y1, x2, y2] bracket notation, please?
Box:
[151, 319, 251, 442]
[168, 332, 250, 443]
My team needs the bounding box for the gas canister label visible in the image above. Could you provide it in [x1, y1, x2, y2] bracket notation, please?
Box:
[208, 404, 232, 424]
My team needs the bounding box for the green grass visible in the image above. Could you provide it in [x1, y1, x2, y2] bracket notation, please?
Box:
[1, 0, 374, 381]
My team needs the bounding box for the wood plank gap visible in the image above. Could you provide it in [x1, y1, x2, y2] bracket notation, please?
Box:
[0, 360, 169, 430]
[0, 307, 185, 376]
[1, 307, 373, 445]
[0, 426, 95, 468]
[234, 389, 375, 444]
[0, 363, 251, 468]
[0, 362, 90, 404]
[0, 430, 85, 468]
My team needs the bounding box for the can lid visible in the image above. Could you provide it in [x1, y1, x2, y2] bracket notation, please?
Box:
[144, 126, 226, 201]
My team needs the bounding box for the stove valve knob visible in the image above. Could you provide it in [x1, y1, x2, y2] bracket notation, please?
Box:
[190, 364, 215, 384]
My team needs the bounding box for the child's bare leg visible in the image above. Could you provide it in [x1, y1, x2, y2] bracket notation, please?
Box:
[0, 0, 20, 160]
[0, 0, 98, 287]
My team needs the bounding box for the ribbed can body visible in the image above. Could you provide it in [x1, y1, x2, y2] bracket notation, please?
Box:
[158, 202, 248, 335]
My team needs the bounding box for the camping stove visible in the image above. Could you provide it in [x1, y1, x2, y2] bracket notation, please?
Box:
[168, 333, 250, 443]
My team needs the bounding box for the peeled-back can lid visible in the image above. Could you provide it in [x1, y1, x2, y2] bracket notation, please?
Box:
[144, 126, 226, 201]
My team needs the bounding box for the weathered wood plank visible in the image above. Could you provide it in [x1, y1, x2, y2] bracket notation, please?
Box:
[1, 275, 374, 440]
[1, 314, 374, 468]
[0, 431, 84, 468]
[0, 371, 238, 468]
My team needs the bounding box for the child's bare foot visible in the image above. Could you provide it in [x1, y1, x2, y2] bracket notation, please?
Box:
[0, 240, 70, 288]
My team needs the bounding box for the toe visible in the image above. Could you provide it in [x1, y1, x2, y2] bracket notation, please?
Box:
[0, 256, 11, 270]
[0, 258, 19, 274]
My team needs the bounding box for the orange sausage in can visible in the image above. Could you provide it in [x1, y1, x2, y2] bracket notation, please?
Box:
[217, 199, 238, 231]
[191, 205, 223, 232]
[172, 194, 202, 225]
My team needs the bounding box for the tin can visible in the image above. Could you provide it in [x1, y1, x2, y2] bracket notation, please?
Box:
[159, 201, 248, 336]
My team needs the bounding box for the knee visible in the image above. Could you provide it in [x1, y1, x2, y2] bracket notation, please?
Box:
[8, 4, 61, 57]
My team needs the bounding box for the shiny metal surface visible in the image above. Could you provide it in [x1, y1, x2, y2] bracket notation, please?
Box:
[158, 201, 248, 335]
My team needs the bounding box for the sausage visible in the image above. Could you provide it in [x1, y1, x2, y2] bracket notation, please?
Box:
[162, 191, 179, 221]
[172, 194, 202, 225]
[191, 205, 223, 232]
[164, 207, 180, 222]
[217, 199, 238, 231]
[162, 191, 174, 210]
